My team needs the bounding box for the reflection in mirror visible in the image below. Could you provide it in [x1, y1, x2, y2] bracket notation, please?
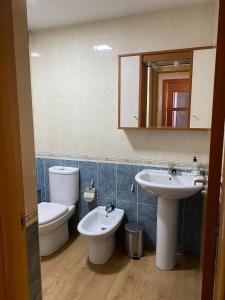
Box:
[145, 55, 191, 128]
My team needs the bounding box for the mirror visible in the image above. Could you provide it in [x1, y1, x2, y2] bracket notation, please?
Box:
[146, 52, 191, 128]
[118, 47, 216, 130]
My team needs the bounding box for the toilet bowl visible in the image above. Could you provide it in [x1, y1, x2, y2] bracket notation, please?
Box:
[77, 206, 124, 264]
[38, 166, 79, 256]
[38, 202, 75, 256]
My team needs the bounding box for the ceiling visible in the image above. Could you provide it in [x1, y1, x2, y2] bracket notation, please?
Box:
[27, 0, 212, 31]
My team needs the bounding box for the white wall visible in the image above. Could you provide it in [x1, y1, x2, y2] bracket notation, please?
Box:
[30, 2, 217, 163]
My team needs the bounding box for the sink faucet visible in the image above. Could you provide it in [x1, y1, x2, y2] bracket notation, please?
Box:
[105, 202, 115, 213]
[168, 163, 177, 175]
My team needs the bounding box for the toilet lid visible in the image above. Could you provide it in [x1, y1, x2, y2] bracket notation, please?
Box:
[38, 202, 69, 225]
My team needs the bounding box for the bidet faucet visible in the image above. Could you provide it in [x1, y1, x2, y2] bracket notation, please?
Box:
[105, 202, 115, 213]
[168, 163, 177, 175]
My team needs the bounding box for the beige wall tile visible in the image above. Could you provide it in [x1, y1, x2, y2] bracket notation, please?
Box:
[30, 2, 217, 163]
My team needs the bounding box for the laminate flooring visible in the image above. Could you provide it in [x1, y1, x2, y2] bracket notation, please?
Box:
[41, 235, 201, 300]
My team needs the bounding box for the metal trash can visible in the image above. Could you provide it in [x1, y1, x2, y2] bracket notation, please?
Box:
[125, 222, 144, 259]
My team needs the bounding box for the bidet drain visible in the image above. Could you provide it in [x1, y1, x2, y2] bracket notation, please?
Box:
[101, 227, 107, 230]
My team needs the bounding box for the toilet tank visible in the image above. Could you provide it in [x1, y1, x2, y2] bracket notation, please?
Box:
[49, 166, 79, 206]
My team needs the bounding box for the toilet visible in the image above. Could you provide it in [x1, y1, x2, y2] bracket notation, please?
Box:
[77, 206, 124, 264]
[38, 166, 79, 256]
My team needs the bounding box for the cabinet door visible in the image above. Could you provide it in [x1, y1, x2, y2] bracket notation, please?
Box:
[190, 48, 216, 128]
[119, 55, 141, 128]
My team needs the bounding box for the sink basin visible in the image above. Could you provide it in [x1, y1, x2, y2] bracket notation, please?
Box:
[135, 169, 204, 271]
[135, 169, 203, 200]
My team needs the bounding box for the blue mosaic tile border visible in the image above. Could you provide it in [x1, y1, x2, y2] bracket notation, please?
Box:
[36, 157, 203, 255]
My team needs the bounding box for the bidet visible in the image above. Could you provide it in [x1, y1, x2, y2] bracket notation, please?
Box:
[77, 206, 124, 264]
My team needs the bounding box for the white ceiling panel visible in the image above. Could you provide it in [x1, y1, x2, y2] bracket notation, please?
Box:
[27, 0, 213, 31]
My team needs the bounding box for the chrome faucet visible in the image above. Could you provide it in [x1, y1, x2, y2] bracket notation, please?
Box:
[194, 170, 208, 186]
[105, 202, 115, 213]
[168, 163, 177, 175]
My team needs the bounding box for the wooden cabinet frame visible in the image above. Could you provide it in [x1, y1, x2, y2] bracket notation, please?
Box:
[118, 46, 215, 131]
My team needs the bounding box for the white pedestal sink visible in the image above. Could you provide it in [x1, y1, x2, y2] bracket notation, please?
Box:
[135, 169, 203, 270]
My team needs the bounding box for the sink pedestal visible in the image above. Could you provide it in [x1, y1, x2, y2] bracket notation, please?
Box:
[156, 197, 179, 270]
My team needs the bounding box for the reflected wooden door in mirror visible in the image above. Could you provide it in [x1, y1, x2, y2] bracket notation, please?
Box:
[162, 79, 190, 128]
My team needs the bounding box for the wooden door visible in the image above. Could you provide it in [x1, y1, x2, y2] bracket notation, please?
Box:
[201, 0, 225, 299]
[162, 78, 190, 127]
[0, 221, 6, 300]
[0, 0, 31, 298]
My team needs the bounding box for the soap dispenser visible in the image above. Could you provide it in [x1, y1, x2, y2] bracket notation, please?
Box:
[192, 156, 200, 176]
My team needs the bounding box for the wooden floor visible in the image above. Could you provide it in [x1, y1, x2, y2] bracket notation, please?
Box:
[41, 235, 201, 300]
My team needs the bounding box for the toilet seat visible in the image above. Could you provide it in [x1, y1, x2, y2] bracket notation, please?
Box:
[38, 202, 69, 225]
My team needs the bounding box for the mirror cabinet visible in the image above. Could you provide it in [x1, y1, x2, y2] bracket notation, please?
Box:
[118, 47, 216, 130]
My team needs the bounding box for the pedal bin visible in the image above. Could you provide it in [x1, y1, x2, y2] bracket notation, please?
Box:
[125, 222, 144, 259]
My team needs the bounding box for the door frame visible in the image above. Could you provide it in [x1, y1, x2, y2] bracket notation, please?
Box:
[214, 147, 225, 299]
[201, 0, 225, 299]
